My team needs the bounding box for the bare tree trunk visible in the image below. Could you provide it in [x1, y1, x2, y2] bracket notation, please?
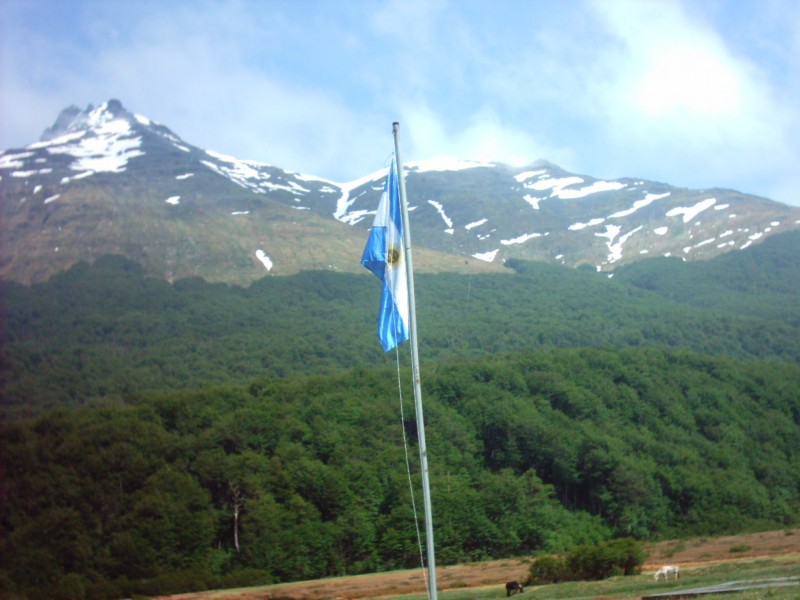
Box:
[229, 481, 244, 553]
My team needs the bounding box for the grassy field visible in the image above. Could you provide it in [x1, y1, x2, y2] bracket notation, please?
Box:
[155, 530, 800, 600]
[380, 558, 800, 600]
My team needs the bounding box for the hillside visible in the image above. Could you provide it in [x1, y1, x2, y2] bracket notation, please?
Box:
[2, 349, 799, 598]
[2, 100, 798, 285]
[2, 231, 799, 417]
[2, 101, 800, 600]
[151, 529, 800, 600]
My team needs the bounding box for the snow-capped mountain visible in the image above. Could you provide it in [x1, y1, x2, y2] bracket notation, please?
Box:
[2, 100, 799, 285]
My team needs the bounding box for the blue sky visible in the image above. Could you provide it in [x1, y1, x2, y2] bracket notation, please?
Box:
[3, 0, 800, 206]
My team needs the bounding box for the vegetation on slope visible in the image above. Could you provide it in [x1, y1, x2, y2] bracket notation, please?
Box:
[2, 231, 799, 418]
[1, 231, 798, 599]
[2, 349, 799, 598]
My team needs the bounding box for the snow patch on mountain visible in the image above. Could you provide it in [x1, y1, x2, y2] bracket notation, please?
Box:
[596, 224, 643, 264]
[666, 198, 717, 223]
[40, 101, 125, 141]
[465, 218, 488, 230]
[514, 170, 547, 182]
[558, 180, 626, 199]
[569, 218, 606, 231]
[515, 171, 626, 200]
[501, 232, 546, 245]
[527, 175, 584, 194]
[0, 151, 35, 169]
[29, 131, 88, 150]
[522, 194, 542, 209]
[60, 171, 94, 185]
[609, 192, 671, 218]
[202, 151, 268, 191]
[255, 249, 273, 271]
[428, 200, 453, 233]
[333, 168, 387, 225]
[472, 249, 500, 262]
[29, 111, 144, 177]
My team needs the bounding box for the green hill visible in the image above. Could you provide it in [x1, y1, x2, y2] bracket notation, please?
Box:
[2, 348, 799, 598]
[2, 232, 799, 418]
[1, 232, 799, 598]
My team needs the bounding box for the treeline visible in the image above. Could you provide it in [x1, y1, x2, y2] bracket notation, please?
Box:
[3, 231, 799, 418]
[2, 348, 799, 598]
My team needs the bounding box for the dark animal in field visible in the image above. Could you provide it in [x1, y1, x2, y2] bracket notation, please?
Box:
[506, 580, 524, 596]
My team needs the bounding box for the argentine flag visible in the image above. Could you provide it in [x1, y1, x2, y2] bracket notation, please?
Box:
[361, 158, 410, 351]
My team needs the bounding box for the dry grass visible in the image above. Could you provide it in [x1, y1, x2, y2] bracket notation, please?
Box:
[153, 528, 800, 600]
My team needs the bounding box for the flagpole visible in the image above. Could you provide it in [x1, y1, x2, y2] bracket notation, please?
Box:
[392, 121, 438, 600]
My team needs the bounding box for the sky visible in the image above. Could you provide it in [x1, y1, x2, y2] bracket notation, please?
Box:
[2, 0, 800, 206]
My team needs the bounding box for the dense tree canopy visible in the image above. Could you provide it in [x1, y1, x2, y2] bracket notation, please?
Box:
[2, 231, 799, 419]
[2, 349, 799, 598]
[1, 232, 798, 598]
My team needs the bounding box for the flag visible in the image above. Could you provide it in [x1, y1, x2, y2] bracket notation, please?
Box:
[361, 158, 409, 351]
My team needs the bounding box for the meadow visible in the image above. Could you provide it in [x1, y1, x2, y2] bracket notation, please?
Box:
[155, 529, 800, 600]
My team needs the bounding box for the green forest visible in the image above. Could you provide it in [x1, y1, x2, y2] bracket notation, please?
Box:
[2, 350, 799, 599]
[3, 231, 799, 418]
[1, 231, 799, 599]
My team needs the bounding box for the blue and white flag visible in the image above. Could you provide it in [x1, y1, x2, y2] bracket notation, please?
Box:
[361, 158, 409, 351]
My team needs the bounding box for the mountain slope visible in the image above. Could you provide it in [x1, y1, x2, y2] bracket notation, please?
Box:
[614, 229, 800, 316]
[0, 101, 500, 284]
[3, 230, 798, 417]
[1, 100, 798, 284]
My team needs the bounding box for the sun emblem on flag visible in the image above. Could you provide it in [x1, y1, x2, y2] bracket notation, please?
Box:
[387, 244, 402, 268]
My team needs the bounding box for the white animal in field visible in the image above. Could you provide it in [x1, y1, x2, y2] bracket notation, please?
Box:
[654, 565, 680, 581]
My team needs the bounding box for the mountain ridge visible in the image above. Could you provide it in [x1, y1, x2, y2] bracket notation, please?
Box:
[1, 100, 798, 285]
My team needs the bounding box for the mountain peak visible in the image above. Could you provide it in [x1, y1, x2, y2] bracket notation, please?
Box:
[40, 99, 130, 141]
[3, 99, 799, 285]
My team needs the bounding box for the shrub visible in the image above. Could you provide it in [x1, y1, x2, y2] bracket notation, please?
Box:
[607, 537, 646, 576]
[568, 537, 644, 580]
[528, 538, 644, 584]
[528, 555, 568, 584]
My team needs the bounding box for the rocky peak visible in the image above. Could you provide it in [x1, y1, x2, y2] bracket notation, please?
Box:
[40, 99, 130, 141]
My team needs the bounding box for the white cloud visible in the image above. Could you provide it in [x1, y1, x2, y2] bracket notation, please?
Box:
[594, 0, 747, 117]
[585, 0, 798, 203]
[2, 0, 800, 205]
[396, 104, 569, 168]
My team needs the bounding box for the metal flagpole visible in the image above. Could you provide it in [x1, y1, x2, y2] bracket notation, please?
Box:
[392, 121, 438, 600]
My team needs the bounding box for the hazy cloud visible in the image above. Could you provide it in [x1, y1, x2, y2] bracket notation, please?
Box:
[2, 0, 799, 205]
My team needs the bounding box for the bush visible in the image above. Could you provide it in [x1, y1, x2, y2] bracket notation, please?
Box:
[528, 538, 644, 584]
[568, 537, 644, 580]
[528, 555, 568, 584]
